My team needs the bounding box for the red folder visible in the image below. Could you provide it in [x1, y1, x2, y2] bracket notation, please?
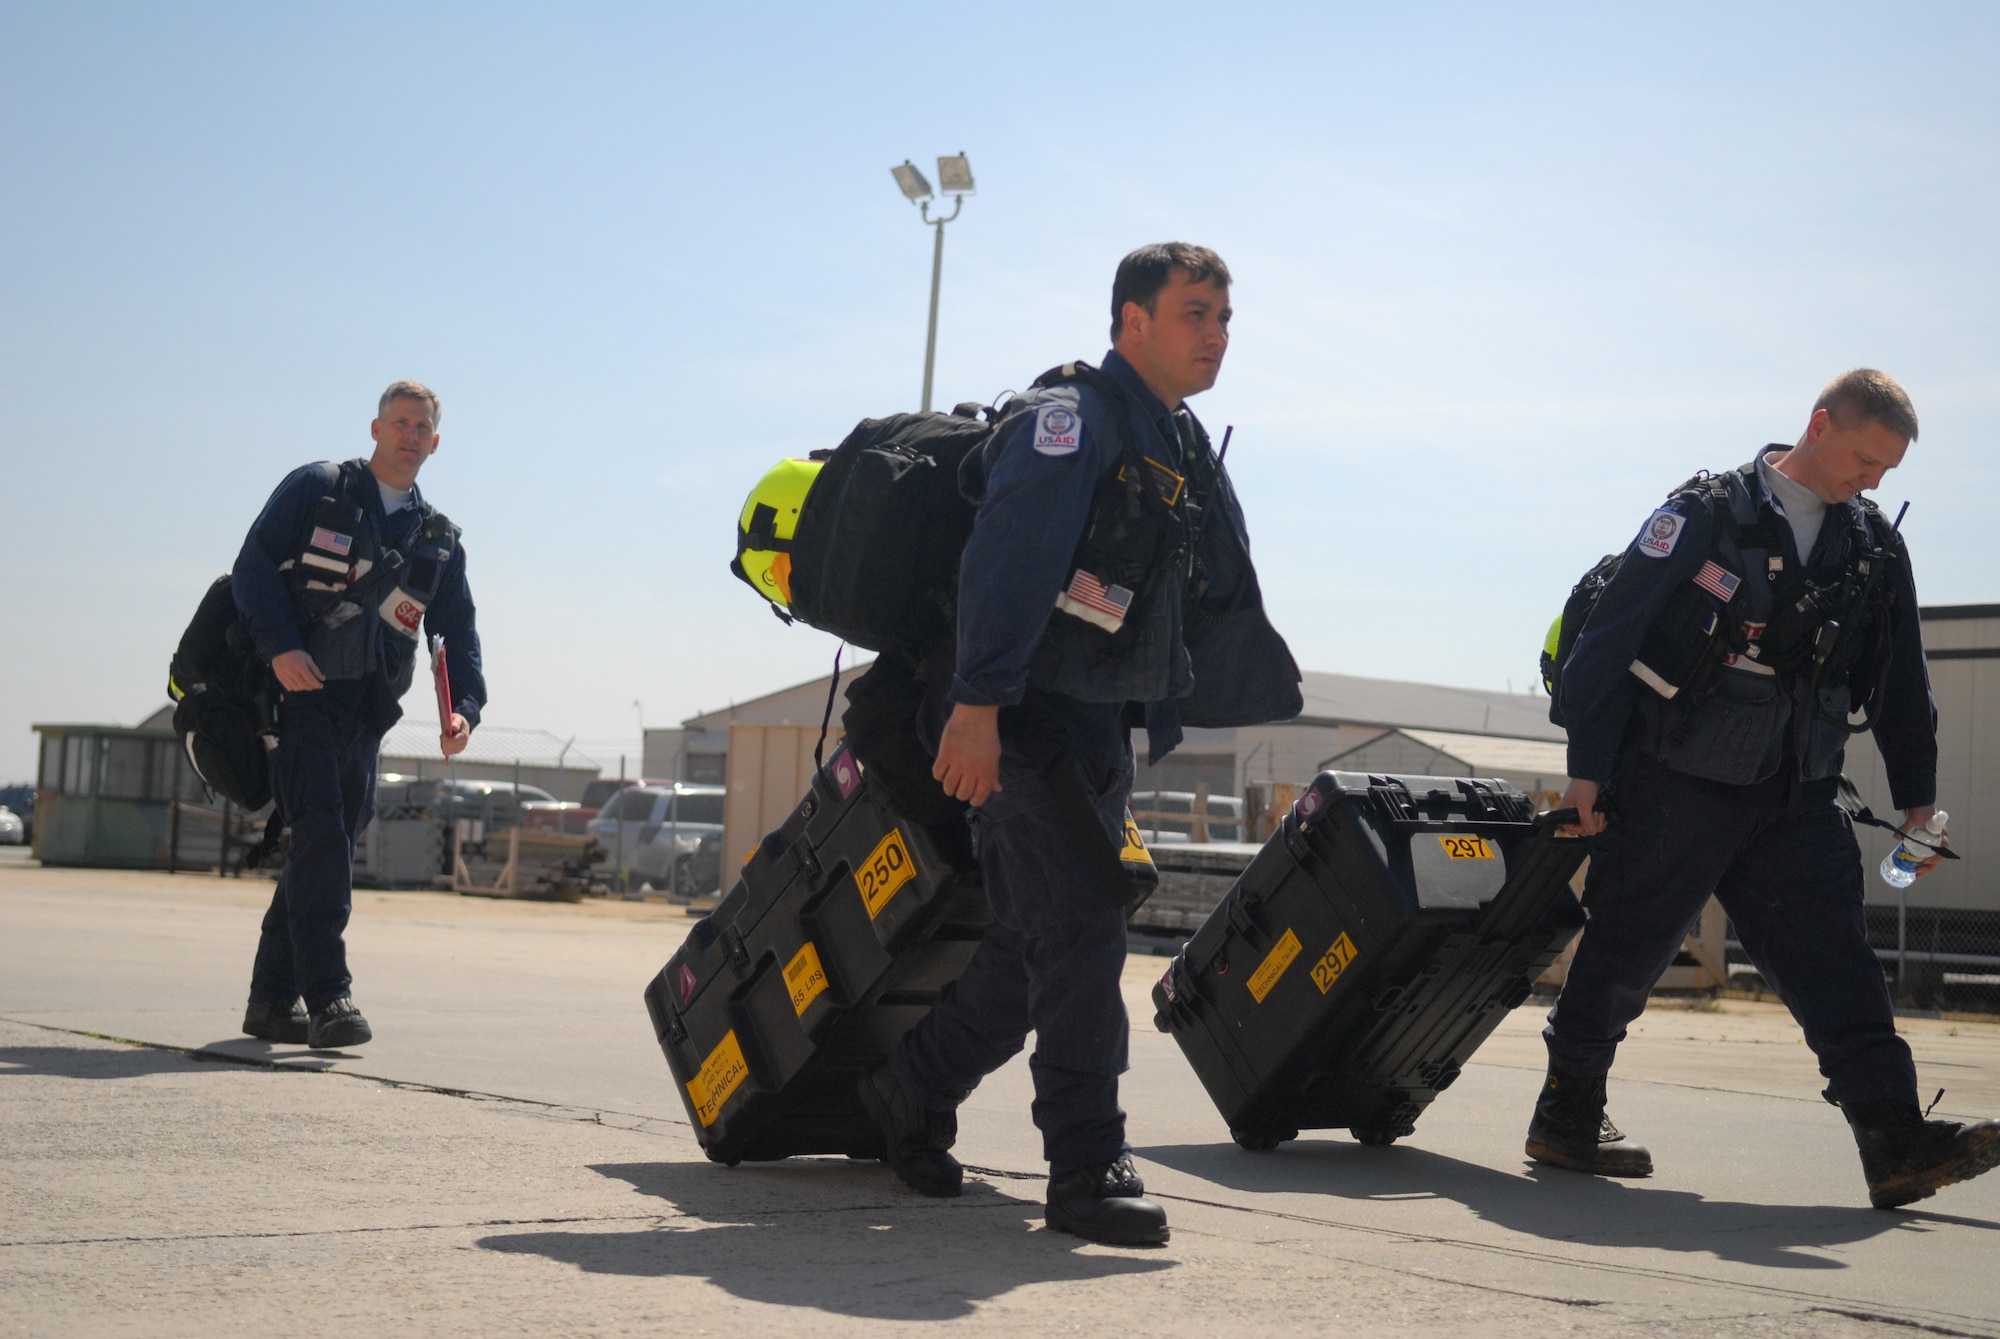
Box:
[429, 635, 454, 742]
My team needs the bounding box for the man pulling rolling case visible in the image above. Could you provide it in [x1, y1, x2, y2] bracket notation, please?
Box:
[858, 243, 1301, 1244]
[232, 381, 486, 1050]
[1542, 368, 1999, 1209]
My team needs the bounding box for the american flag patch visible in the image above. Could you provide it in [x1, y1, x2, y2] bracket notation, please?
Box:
[310, 527, 353, 557]
[1693, 560, 1741, 602]
[1054, 569, 1135, 633]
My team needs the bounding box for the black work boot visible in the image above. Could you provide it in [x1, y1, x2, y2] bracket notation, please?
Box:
[858, 1063, 962, 1198]
[307, 997, 372, 1050]
[1525, 1063, 1653, 1177]
[242, 997, 308, 1045]
[1843, 1098, 2000, 1210]
[1045, 1155, 1170, 1246]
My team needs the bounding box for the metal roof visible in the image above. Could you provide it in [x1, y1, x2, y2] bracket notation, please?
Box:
[1397, 728, 1571, 775]
[675, 664, 1565, 741]
[1296, 671, 1565, 742]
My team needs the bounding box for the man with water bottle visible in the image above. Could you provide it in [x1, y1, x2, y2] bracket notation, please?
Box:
[1538, 368, 1998, 1210]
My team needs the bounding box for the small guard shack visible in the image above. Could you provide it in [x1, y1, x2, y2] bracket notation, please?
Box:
[31, 706, 262, 870]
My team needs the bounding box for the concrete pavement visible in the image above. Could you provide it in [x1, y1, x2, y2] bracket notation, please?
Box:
[4, 851, 1998, 1336]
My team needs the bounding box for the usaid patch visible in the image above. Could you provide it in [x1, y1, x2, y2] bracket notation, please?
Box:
[1635, 508, 1686, 559]
[1032, 404, 1083, 456]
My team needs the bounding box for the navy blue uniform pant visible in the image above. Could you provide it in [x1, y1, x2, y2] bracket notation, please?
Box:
[893, 697, 1133, 1172]
[1547, 753, 1917, 1106]
[248, 695, 381, 1013]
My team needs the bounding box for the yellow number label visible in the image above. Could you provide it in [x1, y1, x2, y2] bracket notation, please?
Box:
[856, 829, 916, 919]
[1311, 933, 1359, 994]
[1120, 817, 1154, 866]
[784, 941, 828, 1017]
[686, 1029, 749, 1128]
[1247, 928, 1303, 1004]
[1439, 834, 1495, 861]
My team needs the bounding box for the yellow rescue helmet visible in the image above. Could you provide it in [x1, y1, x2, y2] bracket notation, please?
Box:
[734, 457, 822, 608]
[1540, 613, 1564, 696]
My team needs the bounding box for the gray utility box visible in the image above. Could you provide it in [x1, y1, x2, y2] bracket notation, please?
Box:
[357, 778, 448, 888]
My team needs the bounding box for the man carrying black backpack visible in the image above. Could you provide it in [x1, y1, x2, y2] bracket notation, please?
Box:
[233, 381, 486, 1050]
[857, 243, 1301, 1244]
[1539, 369, 1999, 1209]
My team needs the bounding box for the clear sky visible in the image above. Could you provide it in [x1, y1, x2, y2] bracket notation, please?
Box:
[3, 2, 1996, 784]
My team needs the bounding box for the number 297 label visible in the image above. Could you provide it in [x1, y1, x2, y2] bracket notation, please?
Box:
[856, 829, 916, 919]
[1439, 834, 1496, 860]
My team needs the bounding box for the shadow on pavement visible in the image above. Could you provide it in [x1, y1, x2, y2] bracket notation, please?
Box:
[196, 1038, 347, 1068]
[0, 1044, 220, 1080]
[477, 1158, 1173, 1320]
[1136, 1139, 1998, 1269]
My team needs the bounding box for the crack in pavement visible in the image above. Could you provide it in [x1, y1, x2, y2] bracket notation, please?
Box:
[1151, 1190, 2000, 1337]
[1, 1015, 690, 1136]
[0, 1214, 671, 1250]
[1805, 1307, 1997, 1339]
[10, 1017, 1997, 1336]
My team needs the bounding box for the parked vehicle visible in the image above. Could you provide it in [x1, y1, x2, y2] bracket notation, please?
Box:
[1128, 789, 1245, 843]
[587, 783, 727, 894]
[520, 801, 592, 834]
[526, 777, 672, 834]
[0, 785, 34, 844]
[0, 806, 23, 845]
[439, 779, 557, 823]
[580, 778, 641, 810]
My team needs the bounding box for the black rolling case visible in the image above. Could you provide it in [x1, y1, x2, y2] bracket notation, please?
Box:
[1151, 771, 1588, 1149]
[642, 743, 989, 1165]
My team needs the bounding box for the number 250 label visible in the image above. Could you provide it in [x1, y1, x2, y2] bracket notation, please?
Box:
[857, 829, 916, 919]
[1439, 834, 1495, 860]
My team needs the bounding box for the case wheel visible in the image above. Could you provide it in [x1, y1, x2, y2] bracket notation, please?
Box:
[1232, 1127, 1295, 1152]
[1350, 1125, 1400, 1147]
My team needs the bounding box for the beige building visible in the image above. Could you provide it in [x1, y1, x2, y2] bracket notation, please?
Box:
[692, 664, 1569, 863]
[1844, 603, 1998, 916]
[1134, 671, 1568, 803]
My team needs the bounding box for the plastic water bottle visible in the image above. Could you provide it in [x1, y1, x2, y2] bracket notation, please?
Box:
[1880, 809, 1948, 889]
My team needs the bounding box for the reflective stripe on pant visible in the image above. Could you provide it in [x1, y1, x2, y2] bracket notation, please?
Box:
[893, 697, 1133, 1172]
[248, 695, 381, 1013]
[1546, 753, 1917, 1106]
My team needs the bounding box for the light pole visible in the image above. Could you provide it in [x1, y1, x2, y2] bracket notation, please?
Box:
[890, 153, 975, 412]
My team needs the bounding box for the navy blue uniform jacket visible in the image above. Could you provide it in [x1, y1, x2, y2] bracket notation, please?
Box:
[1561, 454, 1934, 809]
[232, 460, 486, 734]
[951, 349, 1300, 760]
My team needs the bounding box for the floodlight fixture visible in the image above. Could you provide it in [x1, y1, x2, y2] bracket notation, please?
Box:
[889, 152, 976, 412]
[891, 160, 934, 203]
[936, 153, 975, 197]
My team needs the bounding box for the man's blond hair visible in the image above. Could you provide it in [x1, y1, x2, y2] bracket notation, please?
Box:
[1814, 368, 1915, 442]
[378, 380, 441, 425]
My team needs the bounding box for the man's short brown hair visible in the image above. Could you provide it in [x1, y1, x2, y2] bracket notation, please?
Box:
[378, 380, 441, 425]
[1110, 242, 1231, 340]
[1814, 368, 1916, 442]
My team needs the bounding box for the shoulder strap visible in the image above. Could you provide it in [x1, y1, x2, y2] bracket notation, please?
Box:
[1660, 468, 1752, 540]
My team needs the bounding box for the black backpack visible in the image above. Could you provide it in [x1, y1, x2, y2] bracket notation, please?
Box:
[780, 404, 1000, 655]
[167, 574, 277, 810]
[739, 363, 1133, 656]
[1539, 474, 1738, 728]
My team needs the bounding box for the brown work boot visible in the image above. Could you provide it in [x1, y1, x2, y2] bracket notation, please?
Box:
[1843, 1098, 2000, 1210]
[1525, 1064, 1653, 1177]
